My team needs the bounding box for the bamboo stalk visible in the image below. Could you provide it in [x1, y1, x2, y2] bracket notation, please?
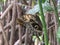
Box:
[38, 0, 48, 45]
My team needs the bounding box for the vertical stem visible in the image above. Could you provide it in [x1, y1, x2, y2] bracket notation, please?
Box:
[18, 25, 22, 45]
[52, 0, 60, 44]
[52, 0, 60, 26]
[25, 24, 29, 45]
[0, 20, 8, 45]
[38, 0, 48, 45]
[10, 2, 16, 45]
[25, 28, 28, 45]
[17, 5, 22, 45]
[5, 0, 11, 45]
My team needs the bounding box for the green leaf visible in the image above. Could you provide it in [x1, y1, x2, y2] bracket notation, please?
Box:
[57, 26, 60, 43]
[32, 36, 36, 41]
[42, 0, 46, 3]
[0, 0, 6, 3]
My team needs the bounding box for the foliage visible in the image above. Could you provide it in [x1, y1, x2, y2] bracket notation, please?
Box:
[43, 2, 53, 12]
[52, 0, 60, 25]
[32, 36, 42, 41]
[0, 6, 2, 11]
[0, 0, 3, 2]
[0, 0, 6, 3]
[42, 0, 46, 3]
[26, 1, 53, 15]
[57, 27, 60, 43]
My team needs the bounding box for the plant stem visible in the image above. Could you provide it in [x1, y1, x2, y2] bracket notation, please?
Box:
[38, 0, 48, 45]
[52, 0, 60, 26]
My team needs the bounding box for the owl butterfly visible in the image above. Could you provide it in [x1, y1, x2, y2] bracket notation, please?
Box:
[16, 14, 43, 40]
